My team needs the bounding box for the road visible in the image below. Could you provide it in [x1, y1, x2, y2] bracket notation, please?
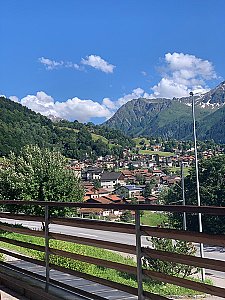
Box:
[0, 217, 151, 246]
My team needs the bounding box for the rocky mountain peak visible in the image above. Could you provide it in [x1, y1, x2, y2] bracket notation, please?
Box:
[199, 81, 225, 107]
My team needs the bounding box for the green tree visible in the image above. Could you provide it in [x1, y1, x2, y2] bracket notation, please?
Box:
[120, 211, 133, 223]
[93, 179, 101, 189]
[143, 179, 156, 198]
[0, 145, 84, 217]
[143, 237, 198, 280]
[163, 155, 225, 234]
[136, 174, 145, 184]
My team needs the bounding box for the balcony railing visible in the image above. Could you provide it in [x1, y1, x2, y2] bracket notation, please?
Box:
[0, 200, 225, 300]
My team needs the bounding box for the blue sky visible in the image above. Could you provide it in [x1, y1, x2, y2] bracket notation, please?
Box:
[1, 0, 224, 123]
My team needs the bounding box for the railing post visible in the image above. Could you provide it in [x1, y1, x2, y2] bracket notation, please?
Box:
[135, 210, 144, 300]
[45, 204, 50, 292]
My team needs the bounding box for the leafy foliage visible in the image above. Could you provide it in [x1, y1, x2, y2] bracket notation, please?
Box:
[120, 211, 133, 223]
[162, 155, 225, 234]
[0, 145, 84, 216]
[0, 96, 134, 159]
[143, 237, 198, 280]
[0, 230, 206, 296]
[104, 98, 210, 139]
[143, 179, 156, 198]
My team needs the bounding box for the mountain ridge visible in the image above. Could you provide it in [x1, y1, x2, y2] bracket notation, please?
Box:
[104, 81, 225, 143]
[0, 96, 134, 158]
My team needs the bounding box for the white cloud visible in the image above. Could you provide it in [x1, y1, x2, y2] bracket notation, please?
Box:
[11, 87, 149, 122]
[39, 57, 82, 71]
[17, 91, 112, 122]
[150, 52, 217, 98]
[39, 57, 64, 70]
[103, 88, 149, 111]
[116, 88, 149, 107]
[39, 55, 115, 73]
[9, 96, 19, 103]
[141, 71, 147, 76]
[102, 98, 116, 110]
[81, 55, 115, 73]
[102, 88, 150, 115]
[9, 52, 218, 123]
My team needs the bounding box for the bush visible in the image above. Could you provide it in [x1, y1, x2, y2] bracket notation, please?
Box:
[143, 237, 198, 281]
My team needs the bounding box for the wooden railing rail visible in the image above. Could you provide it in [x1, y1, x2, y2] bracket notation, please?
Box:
[0, 201, 225, 299]
[1, 200, 225, 214]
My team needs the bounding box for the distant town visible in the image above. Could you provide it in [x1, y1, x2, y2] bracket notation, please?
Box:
[67, 140, 224, 220]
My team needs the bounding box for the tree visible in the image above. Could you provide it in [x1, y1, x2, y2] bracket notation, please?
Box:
[143, 179, 156, 198]
[93, 179, 101, 189]
[143, 237, 198, 280]
[128, 163, 135, 171]
[0, 145, 84, 217]
[136, 174, 145, 184]
[120, 211, 133, 223]
[162, 155, 225, 234]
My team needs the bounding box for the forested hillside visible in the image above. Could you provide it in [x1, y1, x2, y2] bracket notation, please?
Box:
[104, 81, 225, 143]
[104, 98, 210, 139]
[0, 97, 134, 159]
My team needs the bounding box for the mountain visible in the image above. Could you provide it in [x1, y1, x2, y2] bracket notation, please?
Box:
[0, 96, 134, 158]
[198, 105, 225, 143]
[177, 80, 225, 108]
[104, 81, 225, 143]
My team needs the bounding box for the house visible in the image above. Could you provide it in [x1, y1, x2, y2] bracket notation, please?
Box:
[82, 167, 103, 181]
[152, 169, 163, 177]
[81, 195, 124, 218]
[113, 185, 143, 199]
[145, 196, 158, 205]
[78, 208, 110, 218]
[103, 161, 116, 170]
[68, 165, 82, 178]
[100, 172, 125, 191]
[85, 187, 109, 199]
[160, 175, 180, 186]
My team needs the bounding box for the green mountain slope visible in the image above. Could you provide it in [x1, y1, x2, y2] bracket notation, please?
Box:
[0, 97, 134, 158]
[0, 96, 54, 155]
[104, 82, 225, 143]
[198, 105, 225, 143]
[104, 98, 210, 139]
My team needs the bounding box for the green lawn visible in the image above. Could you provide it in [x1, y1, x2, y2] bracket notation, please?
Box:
[91, 133, 108, 143]
[91, 133, 117, 149]
[141, 211, 168, 226]
[139, 150, 174, 157]
[169, 166, 191, 177]
[132, 137, 149, 147]
[0, 227, 208, 297]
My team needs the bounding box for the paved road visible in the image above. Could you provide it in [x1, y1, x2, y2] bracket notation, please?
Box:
[0, 218, 151, 247]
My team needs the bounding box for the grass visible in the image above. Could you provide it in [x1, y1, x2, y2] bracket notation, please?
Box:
[0, 230, 208, 297]
[91, 133, 108, 143]
[56, 126, 79, 133]
[132, 137, 149, 147]
[169, 166, 191, 177]
[141, 211, 168, 226]
[91, 133, 117, 149]
[139, 150, 174, 157]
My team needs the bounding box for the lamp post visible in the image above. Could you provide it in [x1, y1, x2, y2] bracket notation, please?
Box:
[190, 91, 205, 281]
[180, 161, 187, 231]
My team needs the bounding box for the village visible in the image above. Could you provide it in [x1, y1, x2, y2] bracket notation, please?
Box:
[68, 142, 223, 221]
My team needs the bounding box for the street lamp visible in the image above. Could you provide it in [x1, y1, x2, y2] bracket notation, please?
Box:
[180, 161, 187, 231]
[190, 91, 205, 281]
